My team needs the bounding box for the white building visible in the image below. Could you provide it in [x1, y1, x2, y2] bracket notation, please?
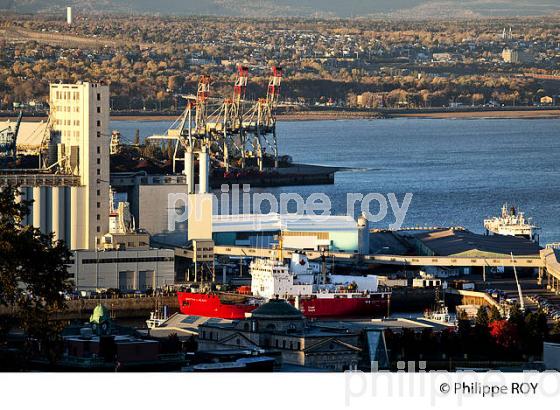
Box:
[66, 7, 72, 25]
[212, 213, 365, 253]
[67, 192, 176, 292]
[70, 248, 175, 292]
[50, 82, 110, 249]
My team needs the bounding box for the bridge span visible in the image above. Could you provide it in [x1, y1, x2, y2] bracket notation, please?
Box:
[200, 245, 560, 293]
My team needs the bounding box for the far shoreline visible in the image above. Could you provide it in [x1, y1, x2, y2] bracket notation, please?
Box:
[2, 108, 560, 123]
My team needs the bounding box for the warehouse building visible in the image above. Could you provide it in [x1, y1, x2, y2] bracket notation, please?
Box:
[212, 212, 369, 253]
[410, 228, 541, 258]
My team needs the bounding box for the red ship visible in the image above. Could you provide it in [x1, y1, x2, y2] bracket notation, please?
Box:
[178, 253, 390, 319]
[178, 291, 389, 320]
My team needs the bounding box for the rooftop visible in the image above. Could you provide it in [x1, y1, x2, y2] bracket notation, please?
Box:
[412, 229, 541, 257]
[250, 298, 304, 320]
[212, 212, 358, 233]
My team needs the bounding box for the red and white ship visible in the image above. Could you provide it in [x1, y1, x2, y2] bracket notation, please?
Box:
[178, 253, 390, 319]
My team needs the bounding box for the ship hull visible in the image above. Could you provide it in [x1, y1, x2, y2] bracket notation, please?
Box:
[178, 292, 389, 319]
[178, 292, 259, 320]
[291, 294, 389, 318]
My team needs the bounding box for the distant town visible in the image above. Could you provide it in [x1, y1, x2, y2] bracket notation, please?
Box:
[1, 14, 560, 113]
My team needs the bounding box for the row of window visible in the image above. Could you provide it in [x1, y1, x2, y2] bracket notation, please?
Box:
[55, 119, 81, 126]
[55, 105, 80, 113]
[54, 90, 80, 101]
[81, 257, 174, 264]
[274, 338, 301, 351]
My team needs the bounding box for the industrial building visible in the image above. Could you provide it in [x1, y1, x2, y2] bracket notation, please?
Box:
[1, 81, 179, 292]
[70, 248, 174, 292]
[110, 172, 189, 246]
[1, 82, 111, 250]
[410, 228, 541, 258]
[212, 212, 369, 253]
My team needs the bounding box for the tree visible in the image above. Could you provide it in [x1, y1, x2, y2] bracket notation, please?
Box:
[489, 320, 518, 350]
[0, 185, 72, 365]
[475, 306, 489, 328]
[488, 306, 502, 322]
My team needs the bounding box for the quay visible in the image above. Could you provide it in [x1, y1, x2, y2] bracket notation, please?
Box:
[0, 295, 179, 320]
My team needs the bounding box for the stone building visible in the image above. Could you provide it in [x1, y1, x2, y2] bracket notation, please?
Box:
[197, 298, 362, 371]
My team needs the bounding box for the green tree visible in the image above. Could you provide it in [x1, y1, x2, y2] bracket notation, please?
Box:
[0, 185, 72, 365]
[488, 306, 502, 322]
[475, 306, 489, 328]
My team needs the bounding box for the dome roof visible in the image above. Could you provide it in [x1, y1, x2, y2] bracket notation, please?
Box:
[251, 298, 303, 320]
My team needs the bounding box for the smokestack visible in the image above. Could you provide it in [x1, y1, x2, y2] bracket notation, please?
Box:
[66, 7, 72, 25]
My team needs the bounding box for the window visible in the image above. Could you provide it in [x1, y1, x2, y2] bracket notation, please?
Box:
[96, 226, 100, 233]
[96, 190, 100, 196]
[97, 158, 100, 165]
[96, 120, 101, 127]
[97, 93, 101, 101]
[97, 107, 101, 113]
[97, 202, 100, 208]
[97, 131, 101, 138]
[97, 169, 100, 175]
[96, 214, 100, 220]
[97, 147, 100, 154]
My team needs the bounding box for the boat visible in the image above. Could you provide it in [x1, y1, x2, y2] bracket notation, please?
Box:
[146, 297, 170, 329]
[250, 253, 390, 318]
[484, 204, 540, 243]
[146, 308, 169, 329]
[178, 252, 390, 319]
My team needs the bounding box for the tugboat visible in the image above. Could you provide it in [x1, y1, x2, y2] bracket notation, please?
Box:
[484, 204, 540, 243]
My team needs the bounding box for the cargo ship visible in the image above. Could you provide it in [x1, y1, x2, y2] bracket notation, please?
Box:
[178, 253, 390, 319]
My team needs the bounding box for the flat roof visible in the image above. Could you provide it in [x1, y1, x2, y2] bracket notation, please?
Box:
[413, 229, 541, 257]
[212, 213, 357, 233]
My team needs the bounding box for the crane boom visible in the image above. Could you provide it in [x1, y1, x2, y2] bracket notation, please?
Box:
[511, 252, 525, 311]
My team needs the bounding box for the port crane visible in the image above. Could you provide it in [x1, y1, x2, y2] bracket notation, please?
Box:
[0, 111, 23, 162]
[147, 65, 283, 175]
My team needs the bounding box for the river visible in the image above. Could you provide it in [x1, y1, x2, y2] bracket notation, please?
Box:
[111, 117, 560, 244]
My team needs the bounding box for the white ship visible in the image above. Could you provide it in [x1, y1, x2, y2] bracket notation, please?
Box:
[249, 253, 390, 318]
[484, 204, 540, 243]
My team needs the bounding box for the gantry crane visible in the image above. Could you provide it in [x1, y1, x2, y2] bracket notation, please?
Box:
[147, 65, 283, 179]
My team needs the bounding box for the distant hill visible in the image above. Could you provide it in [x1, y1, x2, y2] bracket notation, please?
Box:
[2, 0, 559, 18]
